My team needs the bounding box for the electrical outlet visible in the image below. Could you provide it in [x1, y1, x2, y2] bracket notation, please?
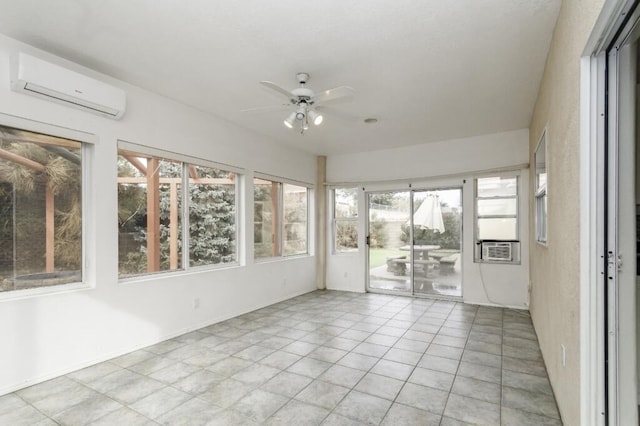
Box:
[193, 298, 200, 309]
[561, 344, 566, 367]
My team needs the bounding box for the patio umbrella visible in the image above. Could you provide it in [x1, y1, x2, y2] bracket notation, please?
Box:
[413, 194, 445, 233]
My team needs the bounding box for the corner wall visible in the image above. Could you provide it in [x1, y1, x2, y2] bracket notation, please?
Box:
[528, 0, 605, 423]
[0, 35, 318, 395]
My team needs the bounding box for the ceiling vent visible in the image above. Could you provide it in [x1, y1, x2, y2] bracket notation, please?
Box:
[10, 52, 126, 119]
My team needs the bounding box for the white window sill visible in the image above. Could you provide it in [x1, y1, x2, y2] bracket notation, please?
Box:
[0, 281, 91, 302]
[118, 262, 241, 285]
[254, 254, 313, 264]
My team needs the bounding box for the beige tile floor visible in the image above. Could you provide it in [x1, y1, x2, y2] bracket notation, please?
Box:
[0, 290, 562, 425]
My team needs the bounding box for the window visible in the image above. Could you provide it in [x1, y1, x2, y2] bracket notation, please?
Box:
[117, 146, 237, 278]
[254, 177, 309, 259]
[475, 176, 518, 241]
[283, 183, 308, 255]
[188, 164, 237, 266]
[0, 125, 83, 292]
[535, 131, 547, 244]
[333, 188, 358, 252]
[254, 178, 278, 258]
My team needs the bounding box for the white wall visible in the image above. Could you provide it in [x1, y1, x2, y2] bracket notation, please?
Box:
[326, 129, 530, 308]
[0, 35, 317, 395]
[328, 129, 529, 183]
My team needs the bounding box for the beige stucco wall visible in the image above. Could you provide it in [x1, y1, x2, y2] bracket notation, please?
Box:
[529, 0, 605, 424]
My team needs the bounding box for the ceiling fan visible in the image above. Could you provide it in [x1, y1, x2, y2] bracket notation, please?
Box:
[246, 73, 354, 134]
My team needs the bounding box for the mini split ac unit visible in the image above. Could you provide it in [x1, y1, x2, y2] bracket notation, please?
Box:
[10, 52, 126, 119]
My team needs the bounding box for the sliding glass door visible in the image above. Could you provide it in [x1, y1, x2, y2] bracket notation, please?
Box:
[367, 191, 412, 293]
[366, 188, 462, 297]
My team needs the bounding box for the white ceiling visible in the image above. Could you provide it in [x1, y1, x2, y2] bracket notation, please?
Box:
[0, 0, 560, 156]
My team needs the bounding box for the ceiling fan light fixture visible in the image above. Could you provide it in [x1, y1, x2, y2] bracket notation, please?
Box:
[283, 112, 296, 128]
[309, 110, 323, 126]
[295, 104, 306, 121]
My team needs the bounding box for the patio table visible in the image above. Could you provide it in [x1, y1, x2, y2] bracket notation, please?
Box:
[399, 244, 441, 260]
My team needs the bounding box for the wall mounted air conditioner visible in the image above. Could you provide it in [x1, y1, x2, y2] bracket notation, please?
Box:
[483, 242, 512, 261]
[474, 240, 520, 264]
[10, 52, 126, 119]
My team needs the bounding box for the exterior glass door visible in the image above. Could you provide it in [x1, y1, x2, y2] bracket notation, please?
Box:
[367, 188, 462, 297]
[367, 191, 412, 293]
[604, 15, 640, 423]
[411, 189, 462, 297]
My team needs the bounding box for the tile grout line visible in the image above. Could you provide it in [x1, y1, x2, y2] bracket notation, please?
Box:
[307, 294, 435, 424]
[369, 296, 437, 424]
[437, 301, 477, 425]
[258, 294, 395, 424]
[316, 294, 423, 424]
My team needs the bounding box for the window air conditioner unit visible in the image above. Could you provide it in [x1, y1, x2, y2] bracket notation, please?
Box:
[481, 241, 513, 262]
[10, 52, 126, 119]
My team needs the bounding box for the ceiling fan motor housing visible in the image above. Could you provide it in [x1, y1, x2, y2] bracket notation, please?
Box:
[296, 72, 309, 84]
[291, 87, 314, 102]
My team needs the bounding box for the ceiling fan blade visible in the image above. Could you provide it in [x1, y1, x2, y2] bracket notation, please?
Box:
[313, 86, 355, 104]
[241, 104, 290, 113]
[260, 81, 296, 101]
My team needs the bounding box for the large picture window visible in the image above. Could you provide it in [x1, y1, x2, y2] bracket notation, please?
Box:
[0, 125, 83, 292]
[254, 177, 309, 259]
[117, 145, 237, 278]
[475, 176, 518, 241]
[333, 188, 358, 253]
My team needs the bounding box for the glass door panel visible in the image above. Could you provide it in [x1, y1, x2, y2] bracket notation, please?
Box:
[411, 189, 462, 297]
[367, 191, 412, 293]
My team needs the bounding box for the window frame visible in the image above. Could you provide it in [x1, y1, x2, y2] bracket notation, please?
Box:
[332, 187, 359, 254]
[534, 129, 548, 245]
[253, 173, 311, 261]
[474, 174, 520, 242]
[117, 141, 241, 280]
[0, 115, 95, 300]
